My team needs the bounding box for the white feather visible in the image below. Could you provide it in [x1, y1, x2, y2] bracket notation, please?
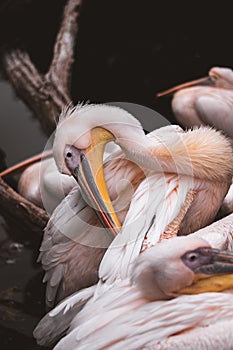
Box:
[54, 291, 233, 350]
[99, 173, 194, 285]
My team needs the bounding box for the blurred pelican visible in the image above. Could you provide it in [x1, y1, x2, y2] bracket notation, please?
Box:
[157, 66, 233, 216]
[157, 66, 233, 138]
[34, 214, 233, 349]
[0, 150, 74, 213]
[18, 158, 76, 212]
[5, 104, 232, 308]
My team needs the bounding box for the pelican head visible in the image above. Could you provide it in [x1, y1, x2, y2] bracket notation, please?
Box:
[53, 104, 146, 235]
[209, 66, 233, 89]
[132, 236, 233, 301]
[157, 66, 233, 97]
[53, 104, 144, 175]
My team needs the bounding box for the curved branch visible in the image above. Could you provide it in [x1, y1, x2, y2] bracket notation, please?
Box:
[0, 177, 49, 234]
[0, 0, 83, 235]
[3, 47, 70, 134]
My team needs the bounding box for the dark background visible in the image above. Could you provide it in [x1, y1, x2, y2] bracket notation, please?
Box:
[0, 1, 232, 349]
[1, 0, 233, 121]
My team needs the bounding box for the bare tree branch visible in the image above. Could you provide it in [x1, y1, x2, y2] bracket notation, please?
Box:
[0, 0, 83, 230]
[3, 0, 82, 135]
[4, 50, 69, 134]
[48, 0, 82, 93]
[0, 177, 49, 234]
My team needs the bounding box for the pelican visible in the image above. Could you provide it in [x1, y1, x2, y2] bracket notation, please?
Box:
[157, 66, 233, 216]
[38, 149, 144, 307]
[13, 142, 119, 213]
[156, 66, 233, 138]
[34, 214, 233, 349]
[52, 103, 233, 236]
[0, 150, 74, 213]
[18, 157, 76, 212]
[5, 104, 232, 307]
[23, 103, 232, 308]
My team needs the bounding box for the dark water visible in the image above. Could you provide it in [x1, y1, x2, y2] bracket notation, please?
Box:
[0, 82, 47, 166]
[0, 1, 232, 349]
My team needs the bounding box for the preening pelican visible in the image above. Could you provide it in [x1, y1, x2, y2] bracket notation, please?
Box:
[53, 104, 233, 234]
[14, 141, 119, 213]
[39, 150, 144, 307]
[34, 214, 233, 349]
[157, 66, 233, 138]
[33, 104, 233, 308]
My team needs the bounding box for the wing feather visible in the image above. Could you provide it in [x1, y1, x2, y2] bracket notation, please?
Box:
[56, 293, 233, 350]
[34, 285, 96, 347]
[38, 186, 107, 307]
[99, 173, 194, 285]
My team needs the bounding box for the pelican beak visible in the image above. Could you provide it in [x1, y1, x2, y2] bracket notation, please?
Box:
[156, 76, 213, 98]
[0, 150, 53, 178]
[178, 247, 233, 295]
[65, 127, 121, 238]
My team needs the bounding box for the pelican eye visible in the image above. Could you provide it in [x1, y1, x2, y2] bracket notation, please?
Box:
[186, 252, 199, 262]
[210, 74, 218, 81]
[66, 151, 72, 158]
[64, 145, 81, 172]
[181, 247, 212, 272]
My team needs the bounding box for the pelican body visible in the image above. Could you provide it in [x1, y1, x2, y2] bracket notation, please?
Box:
[32, 104, 233, 348]
[157, 67, 233, 216]
[157, 66, 233, 138]
[34, 217, 233, 349]
[9, 104, 233, 308]
[18, 157, 76, 213]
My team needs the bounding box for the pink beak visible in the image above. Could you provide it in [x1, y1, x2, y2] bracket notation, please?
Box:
[156, 76, 212, 98]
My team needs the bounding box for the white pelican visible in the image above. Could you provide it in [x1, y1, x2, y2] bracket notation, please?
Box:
[12, 142, 119, 213]
[34, 214, 233, 349]
[38, 149, 144, 307]
[27, 103, 233, 308]
[157, 67, 233, 216]
[52, 103, 233, 234]
[0, 150, 74, 214]
[18, 157, 76, 212]
[156, 66, 233, 138]
[4, 104, 232, 307]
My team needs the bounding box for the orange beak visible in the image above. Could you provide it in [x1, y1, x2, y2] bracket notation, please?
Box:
[65, 127, 121, 238]
[0, 150, 53, 178]
[156, 76, 212, 98]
